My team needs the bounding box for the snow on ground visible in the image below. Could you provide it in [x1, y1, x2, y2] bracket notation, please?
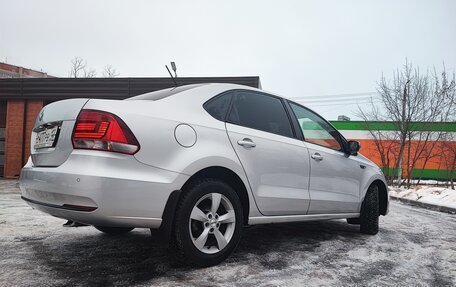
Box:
[1, 180, 455, 286]
[389, 185, 456, 210]
[405, 179, 450, 186]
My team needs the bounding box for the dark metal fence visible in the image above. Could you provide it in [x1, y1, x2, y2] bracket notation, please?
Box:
[0, 77, 261, 100]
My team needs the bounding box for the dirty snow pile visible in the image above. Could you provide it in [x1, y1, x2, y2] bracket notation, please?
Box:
[389, 185, 456, 210]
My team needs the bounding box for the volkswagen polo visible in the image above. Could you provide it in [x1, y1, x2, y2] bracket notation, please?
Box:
[19, 83, 389, 266]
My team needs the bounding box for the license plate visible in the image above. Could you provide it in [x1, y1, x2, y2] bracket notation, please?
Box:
[34, 126, 59, 149]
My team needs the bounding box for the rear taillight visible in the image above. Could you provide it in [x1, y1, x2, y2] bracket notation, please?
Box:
[72, 109, 140, 154]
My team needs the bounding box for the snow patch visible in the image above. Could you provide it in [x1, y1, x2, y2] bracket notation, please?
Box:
[389, 185, 456, 210]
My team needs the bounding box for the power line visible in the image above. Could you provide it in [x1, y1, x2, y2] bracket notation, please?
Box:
[298, 96, 377, 104]
[289, 92, 378, 100]
[307, 101, 382, 107]
[304, 100, 382, 107]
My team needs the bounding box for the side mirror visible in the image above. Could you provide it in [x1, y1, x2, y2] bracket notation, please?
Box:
[348, 141, 360, 156]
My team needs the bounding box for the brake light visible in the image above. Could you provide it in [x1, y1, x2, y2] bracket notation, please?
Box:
[72, 109, 140, 154]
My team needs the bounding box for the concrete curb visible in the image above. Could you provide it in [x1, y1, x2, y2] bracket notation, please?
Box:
[390, 196, 456, 214]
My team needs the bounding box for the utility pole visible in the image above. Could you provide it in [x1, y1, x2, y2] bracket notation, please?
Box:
[397, 79, 410, 185]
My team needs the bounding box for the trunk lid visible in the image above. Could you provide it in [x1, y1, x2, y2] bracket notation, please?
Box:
[31, 99, 89, 167]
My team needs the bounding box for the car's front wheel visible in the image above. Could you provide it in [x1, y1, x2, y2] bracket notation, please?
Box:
[359, 184, 379, 235]
[172, 179, 243, 267]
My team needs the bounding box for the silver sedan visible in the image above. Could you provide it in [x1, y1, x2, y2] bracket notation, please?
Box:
[19, 83, 388, 266]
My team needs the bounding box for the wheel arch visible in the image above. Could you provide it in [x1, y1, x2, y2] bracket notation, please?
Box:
[159, 166, 251, 241]
[180, 166, 250, 225]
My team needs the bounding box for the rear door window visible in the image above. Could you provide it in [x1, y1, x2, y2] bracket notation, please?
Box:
[203, 92, 233, 121]
[227, 91, 293, 138]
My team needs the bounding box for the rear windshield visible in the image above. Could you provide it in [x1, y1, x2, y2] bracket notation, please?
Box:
[126, 84, 206, 101]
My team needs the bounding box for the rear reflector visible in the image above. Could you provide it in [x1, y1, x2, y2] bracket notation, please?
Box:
[62, 204, 98, 212]
[72, 109, 140, 154]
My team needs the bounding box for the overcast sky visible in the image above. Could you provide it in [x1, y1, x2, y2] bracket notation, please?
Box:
[1, 0, 455, 119]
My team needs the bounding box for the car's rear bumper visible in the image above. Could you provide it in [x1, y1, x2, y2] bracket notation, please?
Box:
[19, 150, 190, 228]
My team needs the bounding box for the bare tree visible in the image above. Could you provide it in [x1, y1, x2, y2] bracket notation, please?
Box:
[404, 69, 456, 187]
[357, 101, 401, 185]
[83, 68, 97, 78]
[103, 65, 119, 77]
[69, 57, 98, 78]
[69, 57, 86, 78]
[359, 61, 455, 187]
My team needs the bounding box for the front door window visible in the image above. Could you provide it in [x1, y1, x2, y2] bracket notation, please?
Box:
[289, 102, 343, 151]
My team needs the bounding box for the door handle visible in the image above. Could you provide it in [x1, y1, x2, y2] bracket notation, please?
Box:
[311, 152, 323, 161]
[237, 138, 256, 148]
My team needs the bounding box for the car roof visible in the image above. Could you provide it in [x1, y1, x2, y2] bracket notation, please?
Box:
[126, 84, 209, 101]
[126, 83, 273, 101]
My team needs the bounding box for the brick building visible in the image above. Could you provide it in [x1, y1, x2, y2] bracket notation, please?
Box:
[0, 63, 53, 176]
[0, 76, 261, 178]
[332, 121, 456, 180]
[0, 62, 51, 79]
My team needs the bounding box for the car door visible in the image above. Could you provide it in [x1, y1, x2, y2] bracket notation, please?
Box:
[288, 102, 363, 214]
[225, 91, 311, 216]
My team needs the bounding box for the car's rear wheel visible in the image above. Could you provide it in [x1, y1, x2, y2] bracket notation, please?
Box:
[172, 179, 243, 267]
[94, 226, 134, 235]
[360, 184, 379, 235]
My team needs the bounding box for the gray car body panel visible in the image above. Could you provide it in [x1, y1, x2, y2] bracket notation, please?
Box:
[226, 122, 311, 216]
[19, 83, 388, 228]
[31, 98, 89, 167]
[21, 150, 190, 228]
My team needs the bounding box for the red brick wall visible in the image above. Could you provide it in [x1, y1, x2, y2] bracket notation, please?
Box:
[0, 63, 50, 78]
[4, 100, 25, 178]
[4, 100, 43, 178]
[23, 100, 43, 164]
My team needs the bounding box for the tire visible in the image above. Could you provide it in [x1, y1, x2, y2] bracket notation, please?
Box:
[360, 184, 379, 235]
[95, 226, 134, 235]
[347, 218, 360, 225]
[172, 178, 244, 267]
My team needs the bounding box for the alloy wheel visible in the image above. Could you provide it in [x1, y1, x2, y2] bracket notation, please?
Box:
[188, 192, 236, 254]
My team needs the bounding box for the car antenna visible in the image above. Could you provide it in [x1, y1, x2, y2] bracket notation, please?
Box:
[165, 61, 179, 87]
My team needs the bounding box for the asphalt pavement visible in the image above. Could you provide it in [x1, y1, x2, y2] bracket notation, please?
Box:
[1, 180, 455, 286]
